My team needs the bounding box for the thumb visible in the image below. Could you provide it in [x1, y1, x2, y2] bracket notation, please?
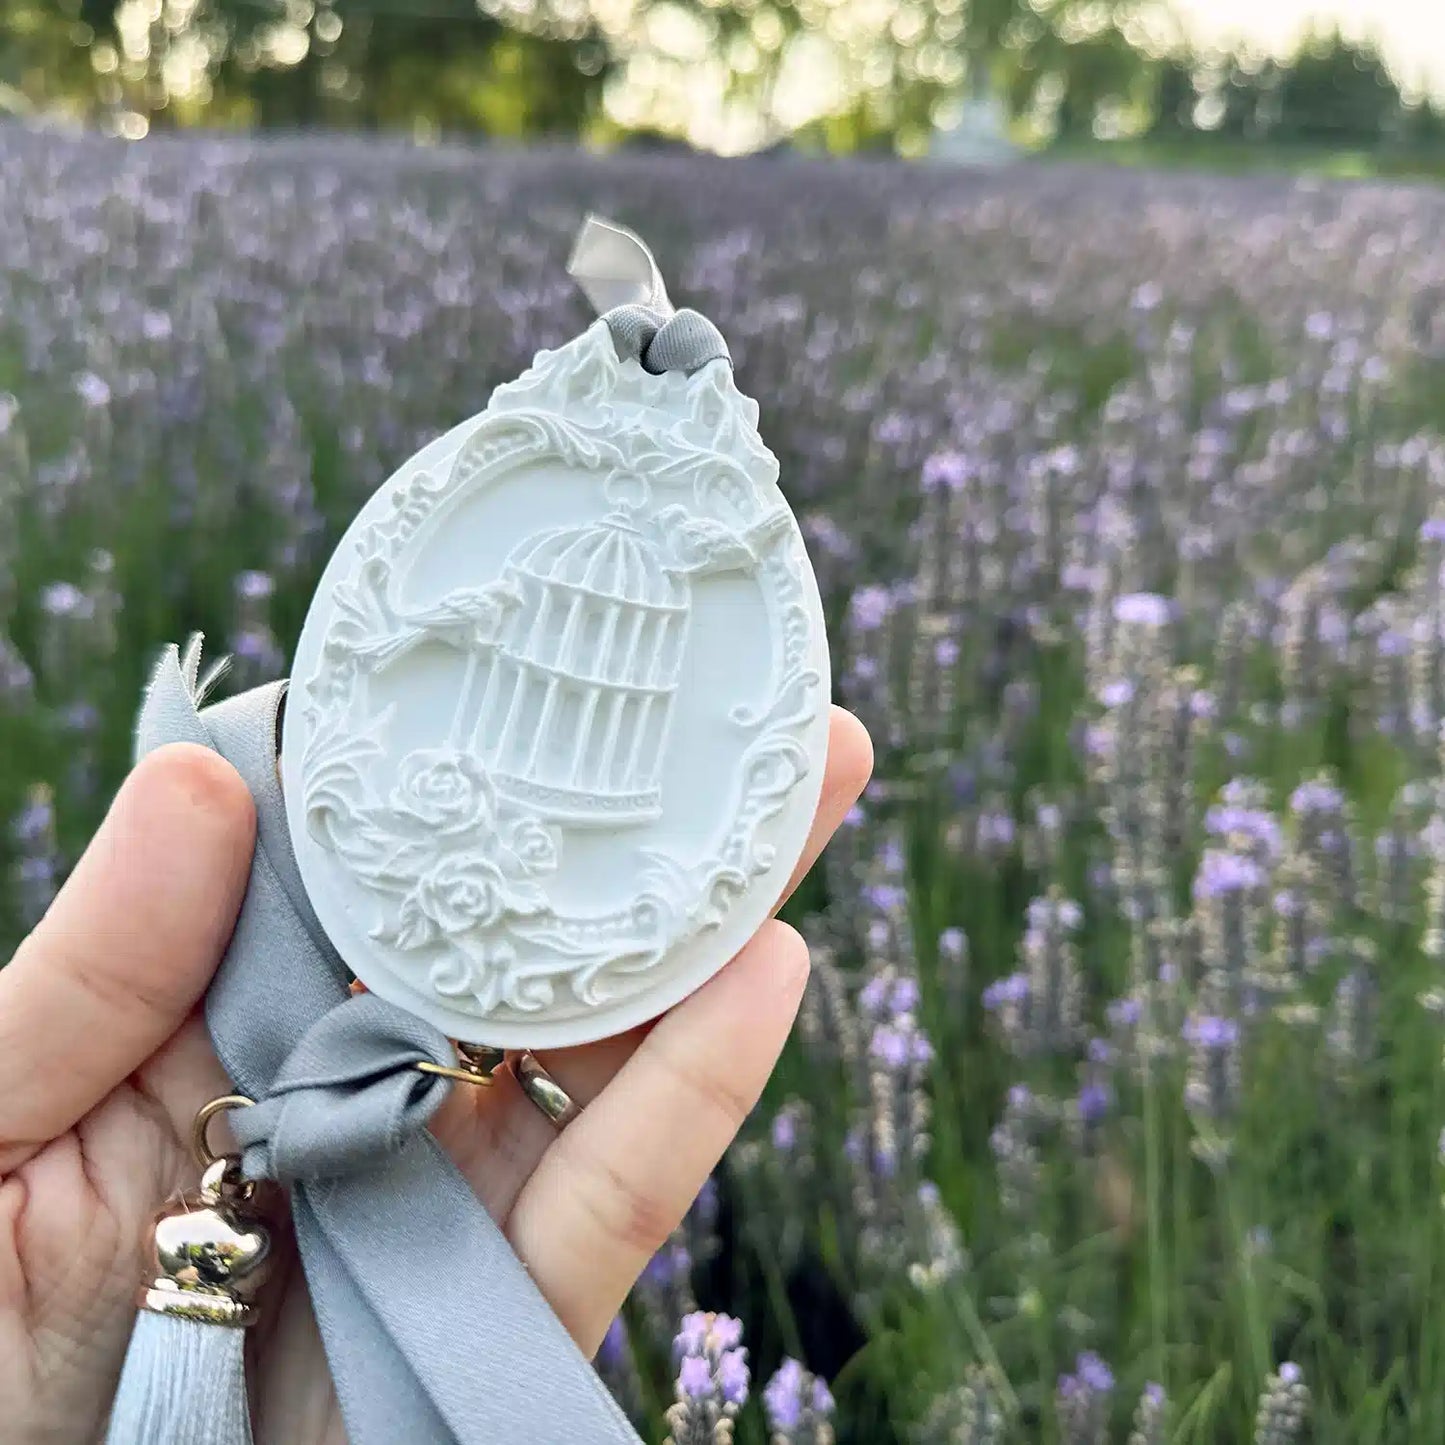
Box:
[0, 743, 255, 1173]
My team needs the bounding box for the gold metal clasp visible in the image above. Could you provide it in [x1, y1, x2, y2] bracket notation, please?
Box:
[415, 1041, 505, 1087]
[348, 980, 503, 1088]
[140, 1097, 272, 1327]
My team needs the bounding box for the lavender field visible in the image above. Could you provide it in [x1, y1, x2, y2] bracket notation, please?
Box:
[7, 127, 1445, 1444]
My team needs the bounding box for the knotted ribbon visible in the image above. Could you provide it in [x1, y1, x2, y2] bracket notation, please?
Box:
[569, 214, 730, 375]
[228, 992, 456, 1185]
[125, 218, 727, 1444]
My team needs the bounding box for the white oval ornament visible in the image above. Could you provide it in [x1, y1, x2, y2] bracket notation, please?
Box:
[282, 319, 831, 1048]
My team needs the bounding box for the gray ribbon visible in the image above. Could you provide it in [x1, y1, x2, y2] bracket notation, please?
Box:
[136, 639, 642, 1445]
[229, 993, 456, 1184]
[568, 214, 730, 375]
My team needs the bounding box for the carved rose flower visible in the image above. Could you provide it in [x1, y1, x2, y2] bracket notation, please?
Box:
[392, 749, 495, 836]
[505, 815, 558, 872]
[374, 754, 560, 953]
[430, 941, 517, 1014]
[397, 855, 505, 946]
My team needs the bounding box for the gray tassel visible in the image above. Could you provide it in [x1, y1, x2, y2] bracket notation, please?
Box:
[105, 1145, 271, 1445]
[106, 1312, 253, 1445]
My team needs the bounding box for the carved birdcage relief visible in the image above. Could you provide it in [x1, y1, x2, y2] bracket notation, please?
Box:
[448, 488, 689, 827]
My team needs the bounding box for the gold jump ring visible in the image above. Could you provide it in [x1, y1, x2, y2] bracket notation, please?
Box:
[191, 1093, 256, 1170]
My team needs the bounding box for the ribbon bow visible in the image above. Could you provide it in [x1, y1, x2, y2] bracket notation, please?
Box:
[568, 214, 730, 375]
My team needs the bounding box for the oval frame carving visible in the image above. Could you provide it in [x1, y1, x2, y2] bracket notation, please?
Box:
[282, 322, 832, 1047]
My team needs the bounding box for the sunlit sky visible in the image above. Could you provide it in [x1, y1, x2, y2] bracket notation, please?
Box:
[1169, 0, 1445, 100]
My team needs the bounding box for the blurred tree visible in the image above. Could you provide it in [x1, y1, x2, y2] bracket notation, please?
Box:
[1401, 97, 1445, 149]
[1052, 29, 1144, 138]
[217, 0, 611, 134]
[999, 3, 1155, 142]
[1274, 29, 1400, 145]
[645, 0, 971, 154]
[1210, 55, 1285, 141]
[1147, 54, 1194, 139]
[627, 0, 1167, 153]
[0, 0, 104, 115]
[12, 0, 610, 135]
[0, 0, 1433, 158]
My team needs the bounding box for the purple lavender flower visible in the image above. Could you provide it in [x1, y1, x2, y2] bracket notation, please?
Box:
[1290, 779, 1345, 815]
[921, 450, 971, 492]
[1077, 1080, 1112, 1124]
[1107, 996, 1143, 1028]
[863, 882, 907, 913]
[0, 634, 34, 703]
[60, 701, 99, 734]
[890, 976, 921, 1014]
[869, 1022, 928, 1068]
[11, 784, 61, 928]
[1253, 1363, 1310, 1444]
[982, 973, 1028, 1010]
[236, 569, 275, 600]
[1128, 1382, 1167, 1445]
[598, 1315, 629, 1369]
[635, 1227, 696, 1353]
[859, 974, 889, 1015]
[595, 1314, 647, 1425]
[984, 891, 1085, 1057]
[667, 1312, 749, 1443]
[1205, 794, 1283, 861]
[771, 1106, 799, 1153]
[762, 1358, 836, 1443]
[1027, 894, 1084, 932]
[73, 371, 111, 408]
[1113, 593, 1173, 628]
[916, 1366, 1005, 1442]
[848, 585, 893, 632]
[11, 793, 54, 846]
[39, 582, 91, 618]
[1183, 1014, 1240, 1049]
[990, 1085, 1042, 1223]
[937, 928, 968, 1007]
[716, 1350, 749, 1405]
[1056, 1351, 1114, 1445]
[679, 1356, 715, 1399]
[1193, 850, 1266, 899]
[1184, 978, 1243, 1165]
[644, 1240, 692, 1290]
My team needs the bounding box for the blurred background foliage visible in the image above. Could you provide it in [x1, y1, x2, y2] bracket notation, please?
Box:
[1, 0, 1442, 168]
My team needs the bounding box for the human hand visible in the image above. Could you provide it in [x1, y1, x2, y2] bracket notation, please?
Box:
[0, 708, 871, 1444]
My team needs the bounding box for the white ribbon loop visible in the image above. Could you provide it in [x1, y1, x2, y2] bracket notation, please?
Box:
[567, 216, 730, 376]
[566, 214, 672, 316]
